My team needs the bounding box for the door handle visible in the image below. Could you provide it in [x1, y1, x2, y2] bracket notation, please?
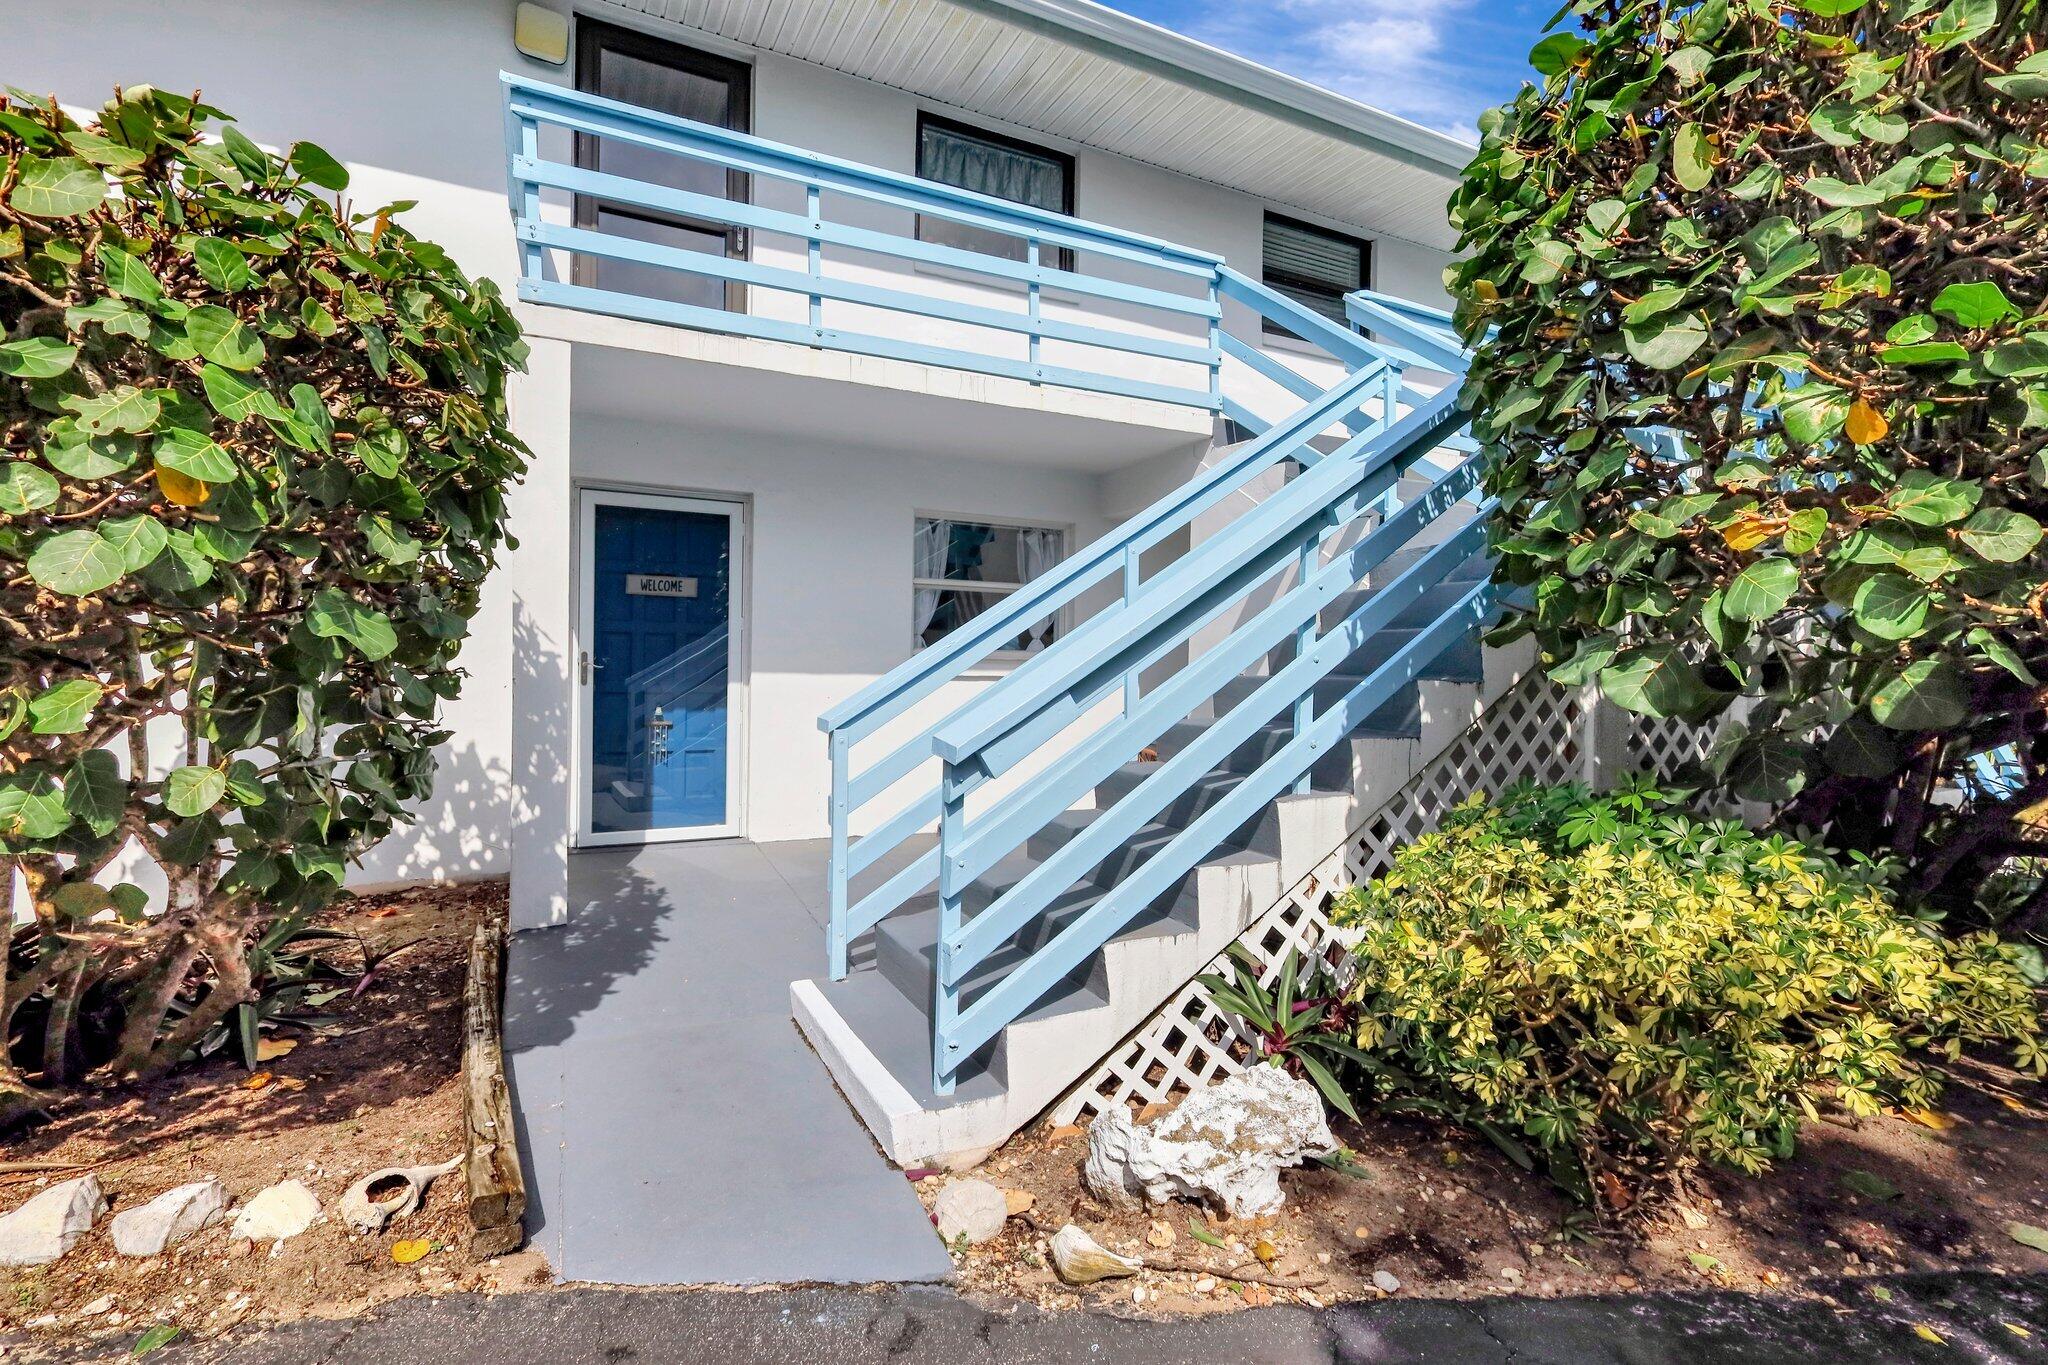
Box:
[579, 651, 607, 685]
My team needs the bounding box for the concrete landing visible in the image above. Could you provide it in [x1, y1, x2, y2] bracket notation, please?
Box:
[502, 839, 954, 1286]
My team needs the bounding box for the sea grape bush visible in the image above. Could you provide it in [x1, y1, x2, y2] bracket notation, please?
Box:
[0, 85, 526, 1121]
[1447, 0, 2048, 922]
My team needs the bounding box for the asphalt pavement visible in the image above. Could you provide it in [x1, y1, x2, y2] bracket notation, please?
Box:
[38, 1270, 2048, 1364]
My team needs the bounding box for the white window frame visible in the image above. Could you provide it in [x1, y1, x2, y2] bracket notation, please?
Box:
[912, 511, 1069, 659]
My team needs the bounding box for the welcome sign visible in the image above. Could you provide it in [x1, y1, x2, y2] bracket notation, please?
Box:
[625, 574, 699, 598]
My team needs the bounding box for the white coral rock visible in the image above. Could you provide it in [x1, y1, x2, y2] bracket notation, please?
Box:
[1082, 1065, 1335, 1218]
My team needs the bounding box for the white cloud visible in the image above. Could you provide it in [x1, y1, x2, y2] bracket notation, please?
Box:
[1175, 0, 1508, 142]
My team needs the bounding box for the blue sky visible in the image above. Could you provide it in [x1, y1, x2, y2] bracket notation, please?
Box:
[1098, 0, 1559, 143]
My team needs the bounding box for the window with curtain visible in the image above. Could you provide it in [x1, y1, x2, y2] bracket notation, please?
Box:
[915, 113, 1076, 272]
[1261, 214, 1371, 338]
[914, 517, 1066, 654]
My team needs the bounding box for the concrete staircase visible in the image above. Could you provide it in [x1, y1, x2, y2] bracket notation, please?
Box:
[793, 474, 1519, 1167]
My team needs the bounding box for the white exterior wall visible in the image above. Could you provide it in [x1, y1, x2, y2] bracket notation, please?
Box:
[570, 412, 1114, 845]
[12, 0, 1458, 926]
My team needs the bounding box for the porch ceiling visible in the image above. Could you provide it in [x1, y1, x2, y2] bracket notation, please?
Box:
[589, 0, 1466, 252]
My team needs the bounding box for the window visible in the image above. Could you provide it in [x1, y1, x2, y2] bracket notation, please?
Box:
[1262, 213, 1371, 338]
[915, 113, 1076, 272]
[913, 517, 1066, 654]
[575, 21, 751, 311]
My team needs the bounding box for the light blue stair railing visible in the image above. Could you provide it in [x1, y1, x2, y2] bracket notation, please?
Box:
[493, 70, 1488, 1095]
[820, 279, 1484, 1092]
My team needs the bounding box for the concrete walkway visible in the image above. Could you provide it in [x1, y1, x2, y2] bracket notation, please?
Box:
[502, 839, 953, 1285]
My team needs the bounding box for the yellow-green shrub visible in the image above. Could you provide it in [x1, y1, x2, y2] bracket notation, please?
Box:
[1330, 780, 2045, 1208]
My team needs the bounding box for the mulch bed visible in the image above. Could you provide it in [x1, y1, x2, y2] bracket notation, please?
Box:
[924, 1053, 2048, 1316]
[0, 880, 548, 1354]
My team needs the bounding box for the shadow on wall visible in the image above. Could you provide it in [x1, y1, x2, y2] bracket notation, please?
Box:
[350, 738, 512, 889]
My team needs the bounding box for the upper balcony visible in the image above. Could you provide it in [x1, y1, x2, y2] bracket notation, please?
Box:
[497, 73, 1366, 452]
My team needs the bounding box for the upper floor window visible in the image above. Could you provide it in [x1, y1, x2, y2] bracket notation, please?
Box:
[915, 113, 1076, 272]
[914, 516, 1066, 654]
[575, 20, 752, 311]
[1262, 213, 1370, 338]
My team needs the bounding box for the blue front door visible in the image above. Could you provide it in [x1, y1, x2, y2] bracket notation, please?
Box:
[585, 497, 736, 838]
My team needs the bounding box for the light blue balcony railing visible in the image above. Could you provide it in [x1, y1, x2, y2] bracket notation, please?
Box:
[500, 72, 1227, 409]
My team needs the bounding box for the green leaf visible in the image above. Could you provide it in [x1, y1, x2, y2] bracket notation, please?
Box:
[1672, 122, 1715, 191]
[1958, 508, 2042, 563]
[1931, 281, 2018, 329]
[1851, 572, 1932, 641]
[99, 515, 170, 571]
[1783, 507, 1827, 555]
[192, 237, 254, 292]
[1600, 643, 1707, 719]
[1889, 470, 1980, 527]
[306, 587, 399, 660]
[63, 129, 146, 169]
[65, 749, 124, 836]
[219, 124, 271, 182]
[1987, 52, 2048, 99]
[199, 364, 288, 423]
[10, 154, 106, 217]
[1722, 558, 1799, 622]
[1926, 0, 1997, 49]
[1870, 659, 1968, 731]
[1623, 316, 1708, 370]
[27, 529, 126, 596]
[153, 428, 238, 483]
[1528, 34, 1588, 77]
[360, 512, 422, 564]
[1824, 716, 1901, 778]
[0, 336, 77, 378]
[1187, 1218, 1228, 1249]
[1801, 176, 1888, 207]
[1781, 384, 1847, 446]
[1666, 44, 1713, 84]
[1726, 733, 1808, 802]
[1841, 1170, 1899, 1201]
[288, 140, 350, 190]
[163, 765, 228, 819]
[0, 769, 71, 842]
[2007, 1222, 2048, 1253]
[27, 679, 103, 735]
[1878, 341, 1970, 366]
[63, 385, 162, 436]
[45, 429, 141, 481]
[131, 1324, 180, 1359]
[184, 304, 266, 371]
[1968, 627, 2037, 685]
[0, 462, 61, 515]
[96, 243, 163, 304]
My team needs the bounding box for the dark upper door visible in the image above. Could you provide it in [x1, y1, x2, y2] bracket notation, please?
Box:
[574, 19, 751, 312]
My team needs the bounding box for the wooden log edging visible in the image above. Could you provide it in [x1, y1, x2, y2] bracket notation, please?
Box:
[463, 914, 527, 1257]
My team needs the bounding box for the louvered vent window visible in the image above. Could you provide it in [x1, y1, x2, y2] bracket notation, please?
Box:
[1262, 214, 1370, 337]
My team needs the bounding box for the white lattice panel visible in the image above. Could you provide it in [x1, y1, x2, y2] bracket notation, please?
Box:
[1049, 673, 1591, 1126]
[1625, 711, 1718, 779]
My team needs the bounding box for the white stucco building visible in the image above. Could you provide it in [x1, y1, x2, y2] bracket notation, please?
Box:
[15, 0, 1471, 929]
